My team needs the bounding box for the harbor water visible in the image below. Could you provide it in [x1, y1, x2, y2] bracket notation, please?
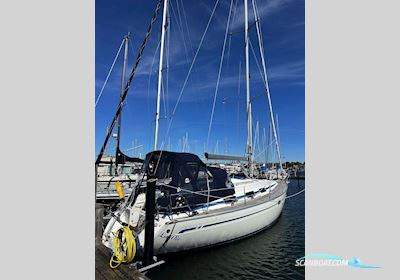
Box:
[147, 179, 305, 280]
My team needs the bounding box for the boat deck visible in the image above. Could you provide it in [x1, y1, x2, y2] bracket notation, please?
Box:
[165, 179, 288, 224]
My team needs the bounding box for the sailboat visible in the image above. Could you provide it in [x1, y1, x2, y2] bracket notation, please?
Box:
[95, 33, 144, 204]
[101, 0, 288, 257]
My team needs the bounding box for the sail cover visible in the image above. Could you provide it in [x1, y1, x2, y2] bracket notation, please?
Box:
[143, 151, 235, 211]
[116, 147, 144, 164]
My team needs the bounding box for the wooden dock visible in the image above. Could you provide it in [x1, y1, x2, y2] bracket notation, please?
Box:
[96, 203, 149, 280]
[96, 243, 149, 280]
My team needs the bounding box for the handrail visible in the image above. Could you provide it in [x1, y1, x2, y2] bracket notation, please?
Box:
[156, 179, 286, 212]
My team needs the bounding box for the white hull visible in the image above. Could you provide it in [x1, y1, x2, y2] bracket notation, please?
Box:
[152, 186, 286, 254]
[103, 178, 287, 254]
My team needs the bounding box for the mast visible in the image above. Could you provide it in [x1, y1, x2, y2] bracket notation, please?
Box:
[251, 0, 284, 172]
[154, 0, 169, 150]
[276, 113, 284, 169]
[95, 0, 164, 165]
[276, 113, 280, 151]
[275, 113, 279, 174]
[269, 121, 273, 168]
[115, 33, 129, 174]
[263, 127, 267, 167]
[244, 0, 253, 177]
[255, 120, 259, 155]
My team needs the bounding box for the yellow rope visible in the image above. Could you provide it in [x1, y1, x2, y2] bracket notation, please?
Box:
[109, 226, 136, 269]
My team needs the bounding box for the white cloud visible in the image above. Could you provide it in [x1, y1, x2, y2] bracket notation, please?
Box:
[227, 0, 293, 31]
[268, 60, 304, 80]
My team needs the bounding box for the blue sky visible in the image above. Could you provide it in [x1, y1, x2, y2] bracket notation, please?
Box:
[96, 0, 304, 162]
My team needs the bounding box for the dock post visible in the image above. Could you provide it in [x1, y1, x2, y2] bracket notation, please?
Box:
[144, 172, 156, 266]
[95, 203, 104, 244]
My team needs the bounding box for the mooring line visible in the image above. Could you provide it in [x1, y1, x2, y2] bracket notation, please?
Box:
[286, 188, 305, 199]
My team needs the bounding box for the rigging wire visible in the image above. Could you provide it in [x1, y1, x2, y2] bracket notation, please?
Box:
[176, 0, 192, 57]
[276, 113, 282, 159]
[236, 60, 242, 152]
[169, 0, 191, 71]
[179, 0, 195, 57]
[229, 20, 256, 36]
[225, 34, 232, 76]
[95, 38, 125, 107]
[251, 0, 284, 171]
[161, 3, 172, 119]
[162, 0, 221, 143]
[96, 0, 164, 164]
[266, 121, 270, 165]
[165, 4, 171, 118]
[206, 0, 234, 152]
[262, 126, 267, 163]
[286, 188, 305, 199]
[225, 0, 239, 76]
[253, 138, 275, 160]
[146, 37, 162, 124]
[161, 75, 167, 118]
[128, 36, 136, 59]
[247, 39, 273, 103]
[153, 0, 221, 175]
[249, 39, 267, 88]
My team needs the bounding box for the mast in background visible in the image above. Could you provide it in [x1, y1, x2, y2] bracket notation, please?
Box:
[115, 33, 130, 174]
[154, 0, 169, 150]
[251, 0, 284, 172]
[95, 0, 164, 165]
[244, 0, 253, 177]
[262, 127, 266, 164]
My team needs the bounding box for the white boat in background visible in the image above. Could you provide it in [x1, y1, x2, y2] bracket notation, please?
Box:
[101, 0, 289, 257]
[96, 157, 142, 202]
[95, 33, 145, 204]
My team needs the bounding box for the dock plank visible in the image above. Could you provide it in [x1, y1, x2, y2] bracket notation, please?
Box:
[95, 243, 149, 280]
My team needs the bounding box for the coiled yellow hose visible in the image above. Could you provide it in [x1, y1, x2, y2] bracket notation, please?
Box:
[109, 226, 136, 269]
